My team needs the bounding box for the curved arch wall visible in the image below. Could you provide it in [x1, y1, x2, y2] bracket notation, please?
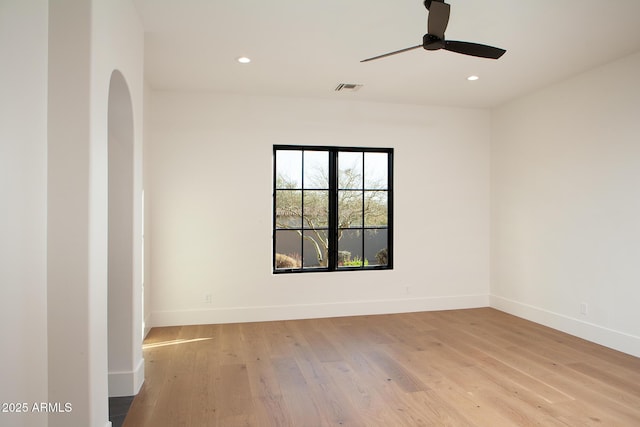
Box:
[108, 69, 143, 397]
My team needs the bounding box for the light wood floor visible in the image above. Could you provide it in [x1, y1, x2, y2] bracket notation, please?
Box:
[123, 308, 640, 426]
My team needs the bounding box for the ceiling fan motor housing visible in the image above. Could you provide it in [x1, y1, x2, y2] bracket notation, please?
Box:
[423, 0, 445, 11]
[423, 33, 444, 50]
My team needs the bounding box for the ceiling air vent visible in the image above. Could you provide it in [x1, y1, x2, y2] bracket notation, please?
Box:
[335, 83, 363, 92]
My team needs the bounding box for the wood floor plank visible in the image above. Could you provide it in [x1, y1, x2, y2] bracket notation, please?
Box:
[566, 361, 640, 400]
[186, 347, 218, 426]
[427, 380, 524, 427]
[445, 365, 569, 427]
[125, 309, 640, 426]
[271, 356, 324, 425]
[365, 348, 430, 393]
[401, 390, 481, 427]
[300, 328, 343, 363]
[425, 329, 576, 405]
[217, 363, 254, 419]
[322, 360, 408, 426]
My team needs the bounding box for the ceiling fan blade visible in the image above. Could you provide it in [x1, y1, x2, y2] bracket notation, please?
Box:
[360, 45, 422, 62]
[443, 40, 506, 59]
[427, 1, 450, 39]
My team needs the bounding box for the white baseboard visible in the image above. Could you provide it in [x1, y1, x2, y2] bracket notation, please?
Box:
[108, 358, 145, 397]
[150, 294, 490, 327]
[490, 295, 640, 358]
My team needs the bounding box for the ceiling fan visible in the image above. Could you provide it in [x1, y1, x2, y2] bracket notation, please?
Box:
[361, 0, 506, 62]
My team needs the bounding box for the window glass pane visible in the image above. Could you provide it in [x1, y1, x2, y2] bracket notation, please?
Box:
[365, 152, 388, 189]
[338, 151, 363, 189]
[303, 229, 329, 269]
[276, 150, 302, 189]
[275, 230, 301, 270]
[275, 190, 301, 228]
[365, 229, 388, 266]
[338, 229, 364, 268]
[338, 190, 362, 228]
[303, 151, 328, 189]
[303, 190, 328, 228]
[364, 190, 388, 227]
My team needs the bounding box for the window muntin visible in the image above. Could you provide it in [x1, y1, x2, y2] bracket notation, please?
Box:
[273, 145, 393, 273]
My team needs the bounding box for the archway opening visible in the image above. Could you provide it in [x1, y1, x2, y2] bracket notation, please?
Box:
[107, 70, 139, 403]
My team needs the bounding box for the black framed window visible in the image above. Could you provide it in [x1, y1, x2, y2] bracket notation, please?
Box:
[273, 145, 393, 273]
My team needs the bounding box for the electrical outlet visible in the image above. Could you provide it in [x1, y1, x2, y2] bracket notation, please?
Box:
[580, 302, 588, 315]
[204, 293, 212, 304]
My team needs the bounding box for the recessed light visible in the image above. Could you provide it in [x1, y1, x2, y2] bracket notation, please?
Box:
[467, 75, 479, 81]
[237, 56, 251, 64]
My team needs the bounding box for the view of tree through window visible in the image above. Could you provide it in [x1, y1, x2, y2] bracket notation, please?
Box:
[274, 145, 393, 272]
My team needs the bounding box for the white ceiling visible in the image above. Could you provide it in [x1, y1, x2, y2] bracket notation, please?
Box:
[134, 0, 640, 108]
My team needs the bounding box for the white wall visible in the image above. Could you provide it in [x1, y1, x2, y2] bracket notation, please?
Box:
[47, 1, 94, 424]
[47, 0, 144, 426]
[491, 51, 640, 357]
[147, 92, 491, 326]
[0, 1, 49, 426]
[143, 80, 153, 337]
